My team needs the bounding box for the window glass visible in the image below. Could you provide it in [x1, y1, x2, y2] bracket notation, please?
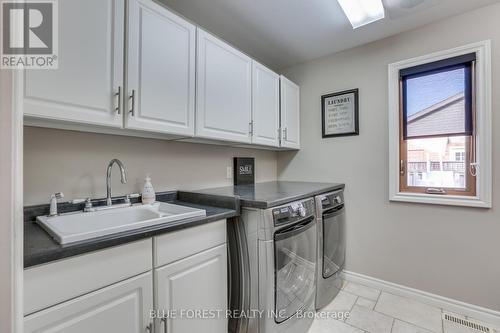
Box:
[399, 54, 476, 196]
[391, 47, 490, 205]
[400, 53, 476, 141]
[405, 67, 465, 117]
[406, 136, 467, 189]
[403, 66, 472, 139]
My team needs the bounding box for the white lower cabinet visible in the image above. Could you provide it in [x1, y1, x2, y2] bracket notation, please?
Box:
[155, 244, 227, 333]
[24, 272, 153, 333]
[24, 221, 228, 333]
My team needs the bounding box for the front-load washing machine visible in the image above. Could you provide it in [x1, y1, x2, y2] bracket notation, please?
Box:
[228, 197, 317, 333]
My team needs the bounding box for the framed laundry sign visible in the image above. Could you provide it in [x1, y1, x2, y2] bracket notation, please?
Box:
[321, 89, 359, 138]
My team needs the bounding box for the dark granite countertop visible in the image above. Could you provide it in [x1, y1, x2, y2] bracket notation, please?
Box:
[183, 181, 345, 209]
[24, 181, 343, 268]
[24, 191, 239, 268]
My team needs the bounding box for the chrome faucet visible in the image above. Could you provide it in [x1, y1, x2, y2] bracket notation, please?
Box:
[106, 159, 127, 206]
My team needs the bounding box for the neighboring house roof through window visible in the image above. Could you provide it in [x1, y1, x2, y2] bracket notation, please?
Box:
[407, 93, 465, 138]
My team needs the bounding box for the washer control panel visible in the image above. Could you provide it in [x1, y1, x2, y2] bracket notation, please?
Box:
[272, 198, 315, 226]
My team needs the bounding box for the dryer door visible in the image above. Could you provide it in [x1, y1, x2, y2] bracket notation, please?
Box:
[274, 216, 316, 323]
[322, 205, 346, 278]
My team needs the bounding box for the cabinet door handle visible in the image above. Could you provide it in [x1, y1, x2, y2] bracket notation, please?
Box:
[283, 127, 288, 140]
[249, 121, 253, 136]
[161, 317, 167, 333]
[426, 187, 447, 195]
[129, 90, 136, 116]
[115, 86, 122, 114]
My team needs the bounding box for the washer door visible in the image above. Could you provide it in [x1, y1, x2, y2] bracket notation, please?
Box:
[322, 205, 346, 278]
[274, 217, 316, 323]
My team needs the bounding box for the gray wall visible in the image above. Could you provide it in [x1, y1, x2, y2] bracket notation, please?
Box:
[22, 2, 500, 312]
[24, 127, 277, 205]
[278, 4, 500, 311]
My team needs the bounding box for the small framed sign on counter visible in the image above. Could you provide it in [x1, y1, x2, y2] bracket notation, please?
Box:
[233, 157, 255, 185]
[321, 89, 359, 138]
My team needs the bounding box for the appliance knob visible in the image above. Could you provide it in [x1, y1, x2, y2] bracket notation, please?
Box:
[334, 195, 342, 204]
[298, 206, 307, 217]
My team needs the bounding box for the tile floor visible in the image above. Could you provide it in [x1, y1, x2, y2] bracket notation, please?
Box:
[309, 280, 498, 333]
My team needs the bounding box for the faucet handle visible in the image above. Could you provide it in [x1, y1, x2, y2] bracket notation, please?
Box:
[69, 198, 87, 204]
[69, 197, 93, 210]
[124, 193, 140, 204]
[51, 192, 64, 200]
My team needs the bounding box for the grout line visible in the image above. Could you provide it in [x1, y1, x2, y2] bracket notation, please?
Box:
[375, 289, 383, 308]
[335, 294, 359, 322]
[344, 302, 395, 333]
[365, 303, 442, 333]
[382, 289, 443, 312]
[394, 317, 441, 333]
[351, 296, 360, 312]
[343, 289, 360, 298]
[342, 282, 382, 303]
[343, 271, 500, 327]
[390, 317, 396, 333]
[441, 307, 448, 333]
[331, 280, 497, 333]
[342, 317, 369, 332]
[343, 316, 388, 333]
[342, 280, 349, 290]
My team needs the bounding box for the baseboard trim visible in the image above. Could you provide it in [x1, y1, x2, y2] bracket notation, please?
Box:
[342, 270, 500, 328]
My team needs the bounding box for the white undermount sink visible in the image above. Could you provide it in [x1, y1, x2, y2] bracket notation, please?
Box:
[36, 202, 206, 245]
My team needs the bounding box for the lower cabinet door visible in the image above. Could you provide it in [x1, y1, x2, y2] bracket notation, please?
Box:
[24, 272, 153, 333]
[155, 244, 227, 333]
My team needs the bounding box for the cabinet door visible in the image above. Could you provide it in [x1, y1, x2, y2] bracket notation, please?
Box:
[24, 272, 153, 333]
[252, 61, 280, 147]
[23, 0, 124, 128]
[127, 0, 196, 136]
[155, 244, 227, 333]
[280, 75, 300, 149]
[196, 29, 252, 143]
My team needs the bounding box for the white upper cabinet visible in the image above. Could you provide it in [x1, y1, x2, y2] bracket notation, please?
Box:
[126, 0, 196, 136]
[196, 28, 252, 143]
[23, 0, 124, 128]
[24, 273, 153, 333]
[20, 0, 300, 150]
[251, 61, 280, 147]
[280, 75, 300, 149]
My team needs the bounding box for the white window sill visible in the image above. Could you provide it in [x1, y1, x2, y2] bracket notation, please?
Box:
[390, 192, 491, 208]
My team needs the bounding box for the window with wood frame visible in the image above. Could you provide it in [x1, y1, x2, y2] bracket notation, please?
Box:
[399, 53, 477, 196]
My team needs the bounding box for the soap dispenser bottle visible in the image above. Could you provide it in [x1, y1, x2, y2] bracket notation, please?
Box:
[142, 176, 156, 204]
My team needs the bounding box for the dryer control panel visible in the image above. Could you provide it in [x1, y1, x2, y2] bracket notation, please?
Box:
[320, 191, 344, 211]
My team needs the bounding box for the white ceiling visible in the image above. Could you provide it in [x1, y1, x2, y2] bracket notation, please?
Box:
[159, 0, 500, 70]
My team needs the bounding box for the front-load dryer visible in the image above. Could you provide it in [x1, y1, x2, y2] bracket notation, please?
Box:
[314, 190, 346, 310]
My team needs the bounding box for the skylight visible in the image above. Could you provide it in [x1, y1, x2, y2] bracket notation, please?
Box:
[337, 0, 385, 29]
